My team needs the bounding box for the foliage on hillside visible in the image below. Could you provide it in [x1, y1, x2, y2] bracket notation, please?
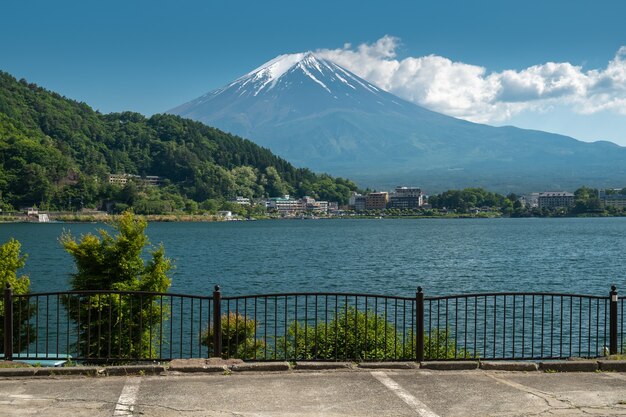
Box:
[0, 71, 358, 212]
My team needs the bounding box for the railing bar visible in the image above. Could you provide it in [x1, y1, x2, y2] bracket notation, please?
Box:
[569, 297, 574, 358]
[595, 298, 600, 357]
[464, 297, 468, 359]
[243, 298, 247, 360]
[559, 296, 563, 358]
[384, 298, 387, 359]
[483, 296, 487, 360]
[56, 294, 60, 360]
[620, 298, 624, 353]
[493, 295, 497, 359]
[234, 299, 239, 359]
[198, 299, 203, 359]
[345, 295, 348, 361]
[294, 296, 298, 360]
[45, 295, 49, 358]
[453, 297, 457, 359]
[473, 296, 477, 359]
[169, 295, 173, 360]
[522, 295, 525, 358]
[503, 295, 507, 359]
[364, 296, 368, 361]
[512, 295, 516, 359]
[428, 299, 432, 359]
[263, 296, 268, 360]
[254, 297, 258, 360]
[400, 300, 406, 359]
[602, 299, 610, 353]
[410, 296, 415, 360]
[334, 295, 338, 361]
[587, 299, 593, 357]
[129, 296, 133, 359]
[285, 296, 288, 361]
[35, 296, 39, 358]
[539, 295, 546, 358]
[274, 296, 278, 360]
[550, 295, 554, 358]
[190, 297, 194, 358]
[159, 295, 163, 360]
[315, 294, 319, 361]
[74, 296, 79, 359]
[324, 295, 329, 360]
[437, 299, 440, 359]
[179, 297, 183, 359]
[531, 295, 535, 358]
[304, 295, 308, 360]
[578, 296, 582, 356]
[97, 294, 102, 359]
[354, 295, 358, 359]
[16, 296, 22, 354]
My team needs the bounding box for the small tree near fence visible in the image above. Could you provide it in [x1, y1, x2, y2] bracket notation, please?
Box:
[61, 211, 172, 359]
[0, 239, 35, 354]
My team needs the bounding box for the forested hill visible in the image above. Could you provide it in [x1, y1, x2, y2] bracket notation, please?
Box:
[0, 71, 358, 212]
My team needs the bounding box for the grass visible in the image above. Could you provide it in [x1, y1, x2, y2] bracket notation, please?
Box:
[0, 361, 31, 368]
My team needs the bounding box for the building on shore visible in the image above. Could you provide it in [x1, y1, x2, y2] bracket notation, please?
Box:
[365, 192, 389, 210]
[599, 189, 626, 208]
[266, 195, 335, 215]
[231, 196, 251, 205]
[108, 173, 161, 187]
[521, 193, 540, 208]
[388, 186, 423, 210]
[537, 192, 575, 209]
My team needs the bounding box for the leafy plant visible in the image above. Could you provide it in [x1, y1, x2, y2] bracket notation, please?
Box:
[0, 238, 35, 354]
[61, 211, 172, 360]
[202, 312, 261, 358]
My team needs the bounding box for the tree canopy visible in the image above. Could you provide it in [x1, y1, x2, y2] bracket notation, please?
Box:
[0, 71, 359, 212]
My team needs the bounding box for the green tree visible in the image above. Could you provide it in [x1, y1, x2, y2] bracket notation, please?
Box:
[202, 312, 261, 358]
[60, 211, 172, 359]
[0, 239, 35, 354]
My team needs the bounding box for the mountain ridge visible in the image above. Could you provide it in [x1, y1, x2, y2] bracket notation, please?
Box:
[169, 53, 626, 192]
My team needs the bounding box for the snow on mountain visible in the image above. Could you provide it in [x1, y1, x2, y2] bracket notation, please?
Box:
[169, 53, 626, 192]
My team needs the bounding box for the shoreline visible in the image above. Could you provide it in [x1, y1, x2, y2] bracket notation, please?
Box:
[1, 211, 625, 223]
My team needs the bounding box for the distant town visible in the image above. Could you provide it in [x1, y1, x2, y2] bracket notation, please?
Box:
[4, 172, 626, 222]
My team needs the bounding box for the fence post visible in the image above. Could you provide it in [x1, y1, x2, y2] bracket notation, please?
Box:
[610, 285, 618, 355]
[416, 286, 424, 362]
[3, 283, 13, 361]
[212, 285, 222, 358]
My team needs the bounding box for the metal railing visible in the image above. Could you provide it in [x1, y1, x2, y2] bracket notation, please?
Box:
[1, 284, 621, 362]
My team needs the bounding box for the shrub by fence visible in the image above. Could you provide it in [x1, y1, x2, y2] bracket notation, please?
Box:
[1, 284, 622, 362]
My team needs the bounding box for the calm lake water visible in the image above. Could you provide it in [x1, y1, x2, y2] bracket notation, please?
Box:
[0, 218, 624, 297]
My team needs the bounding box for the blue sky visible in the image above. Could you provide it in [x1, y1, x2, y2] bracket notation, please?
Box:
[2, 0, 626, 144]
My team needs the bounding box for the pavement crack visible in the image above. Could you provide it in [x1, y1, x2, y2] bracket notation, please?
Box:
[484, 374, 597, 416]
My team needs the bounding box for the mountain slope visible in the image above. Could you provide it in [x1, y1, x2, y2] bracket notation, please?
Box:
[170, 53, 626, 192]
[0, 71, 357, 211]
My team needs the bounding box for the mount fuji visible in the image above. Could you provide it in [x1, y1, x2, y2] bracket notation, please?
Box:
[169, 53, 626, 192]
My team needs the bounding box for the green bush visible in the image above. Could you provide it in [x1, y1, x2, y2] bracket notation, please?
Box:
[203, 306, 473, 361]
[424, 328, 474, 359]
[0, 239, 35, 354]
[202, 312, 261, 358]
[60, 211, 172, 359]
[273, 307, 406, 360]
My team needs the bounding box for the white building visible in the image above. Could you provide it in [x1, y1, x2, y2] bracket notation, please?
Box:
[537, 192, 575, 209]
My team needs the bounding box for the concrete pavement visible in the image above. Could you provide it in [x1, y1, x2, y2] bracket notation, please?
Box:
[1, 369, 626, 416]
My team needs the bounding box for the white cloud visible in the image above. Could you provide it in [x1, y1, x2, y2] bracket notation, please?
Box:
[316, 36, 626, 124]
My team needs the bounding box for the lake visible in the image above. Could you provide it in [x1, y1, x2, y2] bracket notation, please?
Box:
[0, 218, 624, 298]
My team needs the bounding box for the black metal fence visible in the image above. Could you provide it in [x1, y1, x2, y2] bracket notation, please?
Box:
[1, 284, 622, 362]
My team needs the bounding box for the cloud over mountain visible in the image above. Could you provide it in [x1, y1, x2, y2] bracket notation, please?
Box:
[316, 37, 626, 124]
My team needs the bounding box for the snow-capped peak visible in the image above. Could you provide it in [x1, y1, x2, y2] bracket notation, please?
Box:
[226, 51, 379, 97]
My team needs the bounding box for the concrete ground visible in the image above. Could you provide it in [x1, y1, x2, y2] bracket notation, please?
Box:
[1, 369, 626, 416]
